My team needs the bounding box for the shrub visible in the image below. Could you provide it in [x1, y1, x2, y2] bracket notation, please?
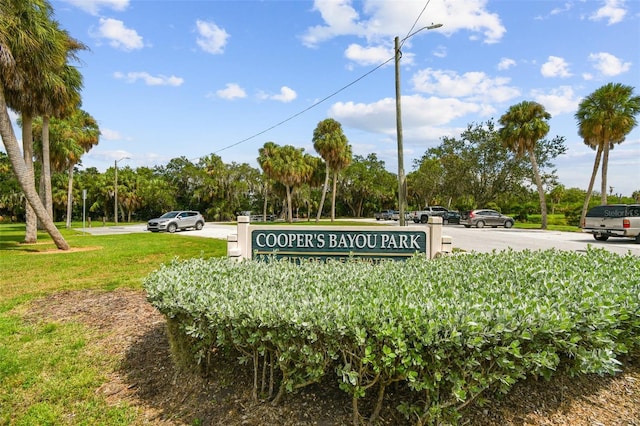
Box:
[145, 249, 640, 425]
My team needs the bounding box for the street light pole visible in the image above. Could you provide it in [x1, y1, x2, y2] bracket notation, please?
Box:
[395, 24, 442, 226]
[114, 157, 129, 224]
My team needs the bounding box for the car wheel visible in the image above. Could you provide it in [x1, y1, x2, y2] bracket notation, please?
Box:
[635, 234, 640, 244]
[195, 221, 204, 230]
[504, 220, 514, 229]
[420, 216, 428, 224]
[168, 223, 177, 233]
[476, 220, 485, 228]
[594, 234, 609, 241]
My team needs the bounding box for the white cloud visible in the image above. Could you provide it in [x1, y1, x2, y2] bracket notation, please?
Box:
[270, 87, 298, 103]
[195, 20, 229, 54]
[60, 0, 129, 15]
[550, 2, 573, 16]
[588, 52, 631, 76]
[497, 58, 516, 71]
[411, 68, 521, 103]
[93, 18, 144, 51]
[113, 71, 184, 86]
[541, 56, 572, 78]
[344, 43, 393, 66]
[216, 83, 247, 100]
[328, 95, 482, 138]
[257, 87, 298, 103]
[100, 128, 122, 140]
[302, 0, 505, 48]
[530, 86, 580, 116]
[433, 45, 447, 59]
[302, 1, 365, 47]
[589, 0, 627, 25]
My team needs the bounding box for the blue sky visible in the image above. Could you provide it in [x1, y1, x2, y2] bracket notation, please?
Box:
[9, 0, 640, 196]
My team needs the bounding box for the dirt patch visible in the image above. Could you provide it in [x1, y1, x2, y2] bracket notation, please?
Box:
[21, 290, 640, 425]
[27, 246, 102, 254]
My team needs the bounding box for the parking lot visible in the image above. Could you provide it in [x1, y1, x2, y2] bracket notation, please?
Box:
[78, 220, 640, 257]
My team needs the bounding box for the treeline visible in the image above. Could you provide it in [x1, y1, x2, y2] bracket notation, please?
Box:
[1, 118, 637, 226]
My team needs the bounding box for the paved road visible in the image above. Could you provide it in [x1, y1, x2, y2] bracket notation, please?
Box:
[79, 220, 640, 256]
[78, 223, 236, 239]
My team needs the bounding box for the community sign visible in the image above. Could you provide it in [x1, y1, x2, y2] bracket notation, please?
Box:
[250, 227, 428, 263]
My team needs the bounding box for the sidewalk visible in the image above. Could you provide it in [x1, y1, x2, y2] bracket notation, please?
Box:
[77, 223, 236, 240]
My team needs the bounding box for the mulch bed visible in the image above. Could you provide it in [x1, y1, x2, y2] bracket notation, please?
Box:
[18, 289, 640, 425]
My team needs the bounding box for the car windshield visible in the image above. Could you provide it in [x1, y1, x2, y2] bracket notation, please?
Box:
[160, 212, 179, 218]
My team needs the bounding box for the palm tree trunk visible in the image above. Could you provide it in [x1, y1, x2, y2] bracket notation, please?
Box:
[0, 92, 69, 250]
[286, 185, 293, 223]
[316, 164, 330, 222]
[600, 140, 610, 205]
[42, 115, 53, 218]
[580, 144, 603, 227]
[331, 170, 338, 222]
[262, 186, 269, 221]
[529, 150, 548, 229]
[66, 163, 74, 228]
[22, 112, 38, 243]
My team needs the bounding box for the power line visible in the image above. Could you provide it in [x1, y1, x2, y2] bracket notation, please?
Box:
[209, 56, 394, 157]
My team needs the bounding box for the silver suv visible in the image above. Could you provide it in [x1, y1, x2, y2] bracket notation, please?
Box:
[147, 211, 205, 233]
[460, 209, 514, 228]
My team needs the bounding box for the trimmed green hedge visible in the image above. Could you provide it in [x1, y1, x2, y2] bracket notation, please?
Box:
[144, 249, 640, 425]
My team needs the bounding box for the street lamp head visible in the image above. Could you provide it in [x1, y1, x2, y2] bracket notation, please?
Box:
[402, 23, 443, 42]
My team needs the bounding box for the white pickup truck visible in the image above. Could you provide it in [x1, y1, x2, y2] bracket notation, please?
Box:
[408, 206, 450, 224]
[581, 204, 640, 243]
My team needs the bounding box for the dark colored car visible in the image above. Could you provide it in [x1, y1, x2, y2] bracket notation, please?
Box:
[444, 210, 461, 225]
[460, 209, 514, 228]
[147, 210, 205, 233]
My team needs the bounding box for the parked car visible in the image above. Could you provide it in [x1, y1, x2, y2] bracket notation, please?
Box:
[445, 210, 461, 225]
[581, 204, 640, 243]
[460, 209, 514, 228]
[147, 210, 205, 233]
[391, 211, 411, 221]
[374, 210, 396, 221]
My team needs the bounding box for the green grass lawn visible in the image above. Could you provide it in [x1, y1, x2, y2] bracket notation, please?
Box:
[0, 218, 581, 425]
[0, 223, 224, 425]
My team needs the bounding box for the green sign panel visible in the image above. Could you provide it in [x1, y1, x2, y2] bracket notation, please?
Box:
[251, 228, 427, 262]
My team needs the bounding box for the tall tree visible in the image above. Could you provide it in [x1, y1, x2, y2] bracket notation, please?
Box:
[258, 142, 313, 223]
[257, 142, 279, 221]
[339, 154, 396, 217]
[416, 120, 530, 209]
[312, 118, 352, 222]
[575, 83, 640, 223]
[499, 101, 552, 229]
[39, 62, 85, 223]
[0, 0, 70, 249]
[34, 109, 100, 227]
[5, 6, 81, 241]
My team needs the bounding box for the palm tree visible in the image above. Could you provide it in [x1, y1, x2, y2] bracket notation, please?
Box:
[39, 62, 85, 222]
[312, 118, 352, 222]
[0, 0, 70, 249]
[499, 101, 551, 229]
[4, 6, 78, 241]
[575, 83, 640, 223]
[35, 109, 100, 227]
[257, 142, 279, 221]
[259, 143, 313, 223]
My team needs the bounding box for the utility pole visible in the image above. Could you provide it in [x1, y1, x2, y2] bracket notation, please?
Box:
[395, 24, 442, 226]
